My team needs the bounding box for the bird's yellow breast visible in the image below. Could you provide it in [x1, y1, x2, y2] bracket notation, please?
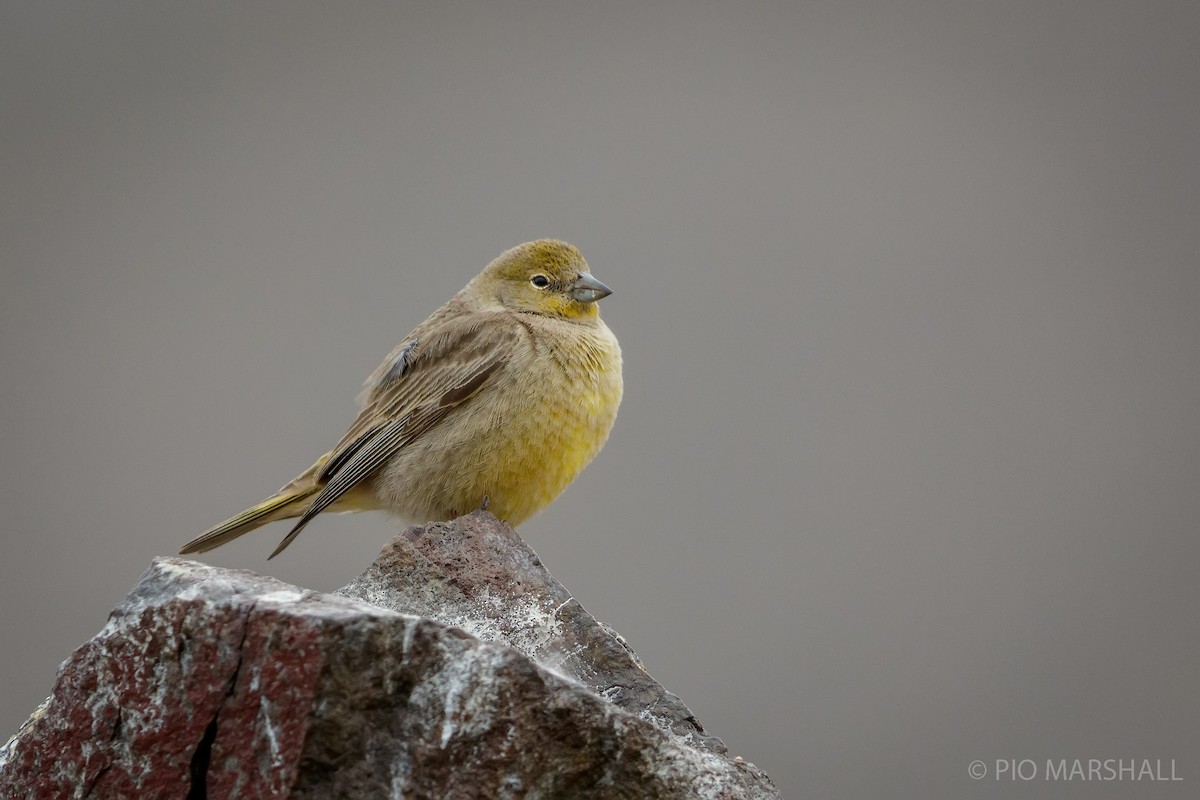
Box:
[373, 316, 622, 526]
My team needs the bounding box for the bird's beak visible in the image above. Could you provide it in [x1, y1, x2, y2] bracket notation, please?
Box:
[571, 273, 613, 303]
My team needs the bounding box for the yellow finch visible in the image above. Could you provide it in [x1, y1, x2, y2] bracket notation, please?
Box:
[179, 239, 622, 558]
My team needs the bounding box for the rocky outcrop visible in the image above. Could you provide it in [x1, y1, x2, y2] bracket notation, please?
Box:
[0, 511, 780, 799]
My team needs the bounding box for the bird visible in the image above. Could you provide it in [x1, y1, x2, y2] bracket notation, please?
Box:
[179, 239, 622, 559]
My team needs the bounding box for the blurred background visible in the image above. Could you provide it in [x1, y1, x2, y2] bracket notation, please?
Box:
[3, 2, 1198, 797]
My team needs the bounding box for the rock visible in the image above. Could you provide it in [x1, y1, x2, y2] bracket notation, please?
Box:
[0, 512, 780, 799]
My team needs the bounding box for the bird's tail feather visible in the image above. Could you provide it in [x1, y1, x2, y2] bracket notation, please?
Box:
[179, 487, 318, 555]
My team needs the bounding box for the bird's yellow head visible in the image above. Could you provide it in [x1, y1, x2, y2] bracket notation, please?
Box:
[467, 239, 612, 320]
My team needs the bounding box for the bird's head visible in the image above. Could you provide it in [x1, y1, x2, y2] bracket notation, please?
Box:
[468, 239, 612, 320]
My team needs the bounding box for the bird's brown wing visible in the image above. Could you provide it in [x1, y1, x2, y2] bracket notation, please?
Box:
[267, 313, 519, 557]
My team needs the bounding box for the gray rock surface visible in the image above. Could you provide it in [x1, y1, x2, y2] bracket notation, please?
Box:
[0, 511, 780, 799]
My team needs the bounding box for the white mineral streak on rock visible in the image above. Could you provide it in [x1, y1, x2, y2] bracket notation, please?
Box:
[258, 698, 283, 767]
[256, 589, 307, 605]
[424, 643, 510, 749]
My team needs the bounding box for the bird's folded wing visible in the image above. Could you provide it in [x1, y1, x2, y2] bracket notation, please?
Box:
[267, 314, 518, 558]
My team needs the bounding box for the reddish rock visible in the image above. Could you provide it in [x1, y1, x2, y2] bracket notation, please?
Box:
[0, 512, 779, 799]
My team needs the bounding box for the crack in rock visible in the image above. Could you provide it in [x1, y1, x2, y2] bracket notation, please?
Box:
[186, 718, 218, 800]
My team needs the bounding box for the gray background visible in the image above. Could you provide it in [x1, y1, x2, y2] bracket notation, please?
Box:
[2, 2, 1198, 798]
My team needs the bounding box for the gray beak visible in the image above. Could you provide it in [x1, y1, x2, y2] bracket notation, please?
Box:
[571, 273, 613, 303]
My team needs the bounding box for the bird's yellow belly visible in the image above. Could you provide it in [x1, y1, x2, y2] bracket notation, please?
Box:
[484, 388, 619, 524]
[373, 331, 622, 526]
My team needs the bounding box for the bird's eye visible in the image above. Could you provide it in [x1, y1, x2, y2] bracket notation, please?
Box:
[530, 274, 551, 288]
